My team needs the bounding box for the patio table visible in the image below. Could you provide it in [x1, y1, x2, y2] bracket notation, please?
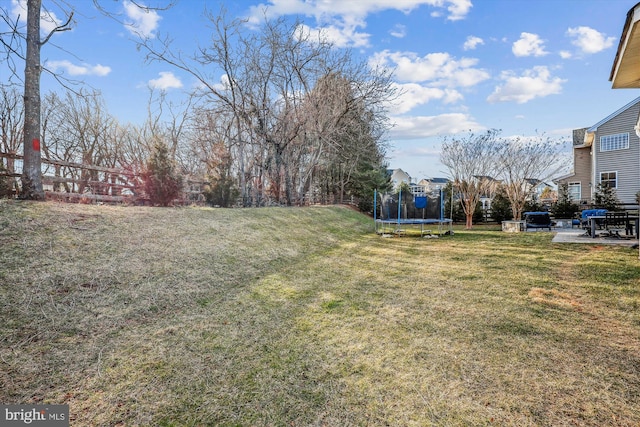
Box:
[589, 215, 606, 238]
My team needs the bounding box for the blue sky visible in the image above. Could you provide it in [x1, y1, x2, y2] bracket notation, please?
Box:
[4, 0, 638, 181]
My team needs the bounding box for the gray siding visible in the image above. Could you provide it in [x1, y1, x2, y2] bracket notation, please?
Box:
[594, 101, 640, 204]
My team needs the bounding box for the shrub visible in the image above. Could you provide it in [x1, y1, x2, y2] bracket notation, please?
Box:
[142, 141, 183, 206]
[203, 175, 239, 207]
[593, 182, 620, 211]
[524, 196, 545, 213]
[551, 183, 579, 218]
[490, 191, 513, 223]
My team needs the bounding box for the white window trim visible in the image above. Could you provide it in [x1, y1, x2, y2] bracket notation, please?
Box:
[599, 171, 618, 189]
[600, 133, 629, 152]
[568, 182, 581, 201]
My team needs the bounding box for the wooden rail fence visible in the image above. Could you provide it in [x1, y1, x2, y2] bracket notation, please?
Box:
[0, 152, 206, 204]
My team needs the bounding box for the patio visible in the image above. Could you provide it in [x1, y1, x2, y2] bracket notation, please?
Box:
[552, 228, 639, 247]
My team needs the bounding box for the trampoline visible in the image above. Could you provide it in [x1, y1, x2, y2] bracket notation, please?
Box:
[374, 188, 453, 236]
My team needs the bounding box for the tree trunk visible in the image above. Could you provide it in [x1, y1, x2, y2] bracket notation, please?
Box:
[21, 0, 44, 199]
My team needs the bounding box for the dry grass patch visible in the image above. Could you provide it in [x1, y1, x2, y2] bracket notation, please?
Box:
[528, 287, 583, 311]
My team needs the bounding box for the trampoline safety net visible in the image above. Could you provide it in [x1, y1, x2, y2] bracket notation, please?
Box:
[374, 188, 453, 236]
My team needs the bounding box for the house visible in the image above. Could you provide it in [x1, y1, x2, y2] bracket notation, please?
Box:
[470, 175, 501, 210]
[555, 97, 640, 205]
[554, 128, 591, 203]
[418, 177, 449, 191]
[388, 168, 411, 189]
[525, 178, 554, 202]
[609, 2, 640, 89]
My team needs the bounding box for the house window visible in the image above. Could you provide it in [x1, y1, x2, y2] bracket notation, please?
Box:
[600, 171, 617, 189]
[600, 133, 629, 152]
[568, 182, 581, 201]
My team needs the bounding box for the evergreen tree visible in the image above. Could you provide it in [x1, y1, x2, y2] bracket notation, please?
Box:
[350, 163, 391, 214]
[204, 175, 239, 207]
[551, 183, 579, 218]
[490, 188, 513, 223]
[142, 141, 183, 206]
[524, 194, 545, 213]
[593, 182, 620, 211]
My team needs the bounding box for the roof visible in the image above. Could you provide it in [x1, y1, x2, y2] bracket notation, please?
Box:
[525, 178, 552, 187]
[552, 172, 576, 184]
[610, 2, 640, 88]
[473, 175, 499, 182]
[426, 177, 449, 183]
[587, 96, 640, 132]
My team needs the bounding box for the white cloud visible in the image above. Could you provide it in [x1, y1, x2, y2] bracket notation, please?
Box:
[390, 24, 407, 38]
[389, 113, 484, 139]
[247, 0, 471, 47]
[45, 60, 111, 76]
[487, 66, 566, 104]
[559, 50, 572, 59]
[148, 71, 183, 90]
[248, 0, 472, 22]
[123, 0, 161, 39]
[11, 0, 66, 35]
[512, 32, 548, 57]
[463, 36, 484, 51]
[297, 23, 370, 48]
[370, 50, 490, 88]
[445, 0, 472, 21]
[566, 26, 615, 54]
[10, 0, 25, 21]
[390, 83, 462, 114]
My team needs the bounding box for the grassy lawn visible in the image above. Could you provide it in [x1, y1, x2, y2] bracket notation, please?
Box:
[1, 200, 639, 426]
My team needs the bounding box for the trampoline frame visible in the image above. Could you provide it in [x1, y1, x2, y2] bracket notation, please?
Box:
[374, 188, 453, 237]
[375, 218, 453, 236]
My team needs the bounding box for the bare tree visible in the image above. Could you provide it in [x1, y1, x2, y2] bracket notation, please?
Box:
[140, 9, 394, 207]
[440, 129, 503, 229]
[0, 86, 24, 175]
[42, 90, 116, 193]
[2, 1, 176, 199]
[498, 134, 565, 220]
[0, 0, 73, 199]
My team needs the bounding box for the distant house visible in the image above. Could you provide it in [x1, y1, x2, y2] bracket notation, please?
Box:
[473, 175, 501, 211]
[388, 168, 411, 189]
[411, 177, 449, 196]
[417, 177, 449, 191]
[555, 97, 640, 205]
[525, 178, 554, 201]
[387, 169, 449, 195]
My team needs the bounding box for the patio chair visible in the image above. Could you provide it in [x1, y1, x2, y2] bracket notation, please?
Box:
[603, 211, 632, 238]
[580, 209, 608, 236]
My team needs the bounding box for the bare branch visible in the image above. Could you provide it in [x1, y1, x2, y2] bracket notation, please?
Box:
[40, 10, 73, 46]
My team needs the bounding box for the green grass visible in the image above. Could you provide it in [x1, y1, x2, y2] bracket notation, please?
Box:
[1, 200, 639, 426]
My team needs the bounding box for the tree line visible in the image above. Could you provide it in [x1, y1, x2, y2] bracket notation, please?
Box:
[1, 3, 394, 208]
